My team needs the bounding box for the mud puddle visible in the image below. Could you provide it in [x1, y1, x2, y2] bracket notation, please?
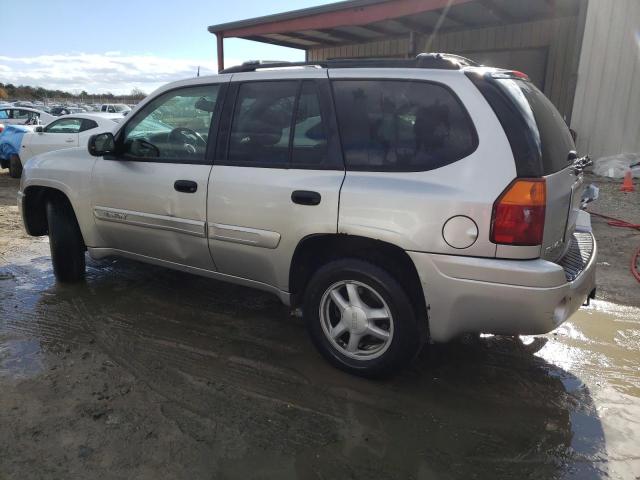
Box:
[0, 338, 44, 379]
[533, 301, 640, 397]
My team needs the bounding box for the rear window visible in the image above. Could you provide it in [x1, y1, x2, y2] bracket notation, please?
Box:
[332, 80, 477, 172]
[496, 79, 575, 174]
[80, 119, 99, 132]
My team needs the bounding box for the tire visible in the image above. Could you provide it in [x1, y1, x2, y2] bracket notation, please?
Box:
[303, 258, 425, 378]
[46, 197, 86, 282]
[9, 154, 22, 179]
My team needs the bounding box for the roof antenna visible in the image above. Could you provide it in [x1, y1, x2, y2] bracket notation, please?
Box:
[197, 66, 200, 77]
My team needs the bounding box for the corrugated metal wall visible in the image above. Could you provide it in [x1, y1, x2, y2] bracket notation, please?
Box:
[308, 16, 581, 120]
[570, 0, 640, 159]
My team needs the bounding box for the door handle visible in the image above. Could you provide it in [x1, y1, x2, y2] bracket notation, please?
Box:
[65, 139, 75, 143]
[174, 180, 198, 193]
[291, 190, 321, 206]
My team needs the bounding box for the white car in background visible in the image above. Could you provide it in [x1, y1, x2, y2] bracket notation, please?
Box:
[0, 106, 55, 126]
[100, 103, 132, 115]
[8, 113, 122, 178]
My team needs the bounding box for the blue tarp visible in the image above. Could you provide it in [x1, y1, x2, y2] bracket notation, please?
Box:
[0, 125, 31, 161]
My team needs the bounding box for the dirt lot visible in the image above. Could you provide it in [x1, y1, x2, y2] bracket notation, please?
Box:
[0, 170, 639, 479]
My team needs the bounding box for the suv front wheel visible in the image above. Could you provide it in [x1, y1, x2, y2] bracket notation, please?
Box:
[303, 259, 425, 377]
[46, 197, 86, 282]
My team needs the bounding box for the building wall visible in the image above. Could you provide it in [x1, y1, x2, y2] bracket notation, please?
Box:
[570, 0, 640, 159]
[308, 37, 410, 62]
[308, 16, 582, 120]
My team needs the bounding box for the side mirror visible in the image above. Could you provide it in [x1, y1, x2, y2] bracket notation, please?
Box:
[88, 132, 116, 157]
[35, 125, 44, 133]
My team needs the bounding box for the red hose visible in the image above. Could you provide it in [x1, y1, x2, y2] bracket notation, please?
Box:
[588, 211, 640, 283]
[633, 248, 640, 283]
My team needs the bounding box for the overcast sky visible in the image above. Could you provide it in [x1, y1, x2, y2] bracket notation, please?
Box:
[2, 0, 335, 95]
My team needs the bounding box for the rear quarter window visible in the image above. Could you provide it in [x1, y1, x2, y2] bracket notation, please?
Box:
[332, 80, 477, 172]
[505, 79, 575, 175]
[80, 119, 99, 132]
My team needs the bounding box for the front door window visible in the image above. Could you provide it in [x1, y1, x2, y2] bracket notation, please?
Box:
[121, 85, 220, 163]
[44, 118, 82, 133]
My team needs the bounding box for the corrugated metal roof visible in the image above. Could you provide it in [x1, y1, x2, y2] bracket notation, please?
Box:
[209, 0, 582, 50]
[208, 0, 390, 33]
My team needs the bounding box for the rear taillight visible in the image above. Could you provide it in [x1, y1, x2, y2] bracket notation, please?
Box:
[490, 179, 546, 246]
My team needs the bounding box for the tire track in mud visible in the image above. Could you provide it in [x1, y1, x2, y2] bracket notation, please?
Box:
[0, 257, 92, 351]
[64, 266, 459, 468]
[68, 285, 571, 471]
[70, 299, 346, 456]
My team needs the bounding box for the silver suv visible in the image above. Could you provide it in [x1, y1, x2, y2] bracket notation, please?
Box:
[18, 54, 597, 377]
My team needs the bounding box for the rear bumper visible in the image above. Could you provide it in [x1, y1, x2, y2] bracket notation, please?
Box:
[408, 232, 597, 342]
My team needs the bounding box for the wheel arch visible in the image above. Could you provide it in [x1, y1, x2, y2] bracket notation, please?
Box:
[289, 234, 428, 326]
[22, 185, 82, 239]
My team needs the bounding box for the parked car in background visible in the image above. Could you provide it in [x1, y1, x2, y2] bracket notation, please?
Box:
[0, 124, 33, 176]
[17, 54, 597, 377]
[3, 113, 122, 178]
[100, 103, 131, 115]
[0, 106, 55, 126]
[49, 106, 86, 116]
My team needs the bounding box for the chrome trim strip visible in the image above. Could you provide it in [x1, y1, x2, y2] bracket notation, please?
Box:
[209, 223, 281, 249]
[87, 247, 291, 305]
[94, 206, 206, 238]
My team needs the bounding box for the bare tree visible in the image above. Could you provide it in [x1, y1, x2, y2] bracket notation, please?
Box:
[130, 88, 147, 100]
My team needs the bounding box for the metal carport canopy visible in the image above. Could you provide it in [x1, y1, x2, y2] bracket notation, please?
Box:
[208, 0, 580, 71]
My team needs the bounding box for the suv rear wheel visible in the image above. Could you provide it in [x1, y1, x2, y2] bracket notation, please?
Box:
[46, 197, 86, 282]
[303, 258, 424, 377]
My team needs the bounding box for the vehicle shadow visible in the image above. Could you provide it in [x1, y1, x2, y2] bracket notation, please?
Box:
[0, 256, 608, 479]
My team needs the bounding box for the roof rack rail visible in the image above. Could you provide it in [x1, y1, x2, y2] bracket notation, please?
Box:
[220, 60, 324, 74]
[220, 53, 480, 74]
[416, 53, 479, 68]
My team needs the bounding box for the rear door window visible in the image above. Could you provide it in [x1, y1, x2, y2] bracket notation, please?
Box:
[291, 81, 328, 167]
[332, 80, 477, 171]
[226, 80, 334, 169]
[228, 81, 297, 167]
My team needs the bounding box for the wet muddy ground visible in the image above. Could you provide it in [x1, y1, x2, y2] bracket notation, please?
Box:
[0, 171, 639, 479]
